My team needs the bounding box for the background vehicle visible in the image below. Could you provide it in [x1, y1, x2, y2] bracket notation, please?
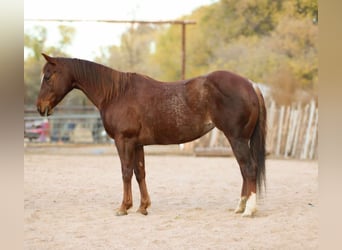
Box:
[24, 118, 50, 142]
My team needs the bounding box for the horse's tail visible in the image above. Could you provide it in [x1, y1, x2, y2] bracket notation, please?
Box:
[251, 85, 267, 195]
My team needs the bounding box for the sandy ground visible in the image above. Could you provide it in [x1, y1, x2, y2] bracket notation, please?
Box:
[24, 147, 318, 249]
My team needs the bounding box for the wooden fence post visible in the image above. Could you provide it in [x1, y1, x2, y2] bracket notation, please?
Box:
[285, 105, 297, 158]
[267, 100, 277, 154]
[291, 103, 302, 158]
[301, 100, 316, 159]
[275, 105, 285, 156]
[309, 108, 318, 159]
[282, 106, 291, 157]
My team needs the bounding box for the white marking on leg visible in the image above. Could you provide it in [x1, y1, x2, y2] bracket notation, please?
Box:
[242, 192, 257, 217]
[234, 196, 247, 213]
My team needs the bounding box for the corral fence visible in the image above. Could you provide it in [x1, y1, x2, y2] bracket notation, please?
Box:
[193, 99, 318, 160]
[24, 106, 111, 144]
[24, 100, 318, 160]
[267, 99, 318, 160]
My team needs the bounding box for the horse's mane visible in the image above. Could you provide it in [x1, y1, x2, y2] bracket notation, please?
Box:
[67, 58, 132, 102]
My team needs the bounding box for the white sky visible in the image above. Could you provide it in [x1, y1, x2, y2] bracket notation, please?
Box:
[24, 0, 217, 59]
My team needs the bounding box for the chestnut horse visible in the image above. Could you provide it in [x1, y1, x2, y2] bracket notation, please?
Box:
[36, 54, 266, 217]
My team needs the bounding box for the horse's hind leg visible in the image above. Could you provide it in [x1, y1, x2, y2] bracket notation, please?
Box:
[134, 146, 151, 215]
[234, 173, 248, 214]
[228, 137, 258, 217]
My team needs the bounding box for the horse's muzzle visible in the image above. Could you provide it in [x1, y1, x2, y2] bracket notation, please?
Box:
[37, 102, 52, 117]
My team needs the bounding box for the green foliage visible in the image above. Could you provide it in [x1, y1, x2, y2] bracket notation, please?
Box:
[151, 25, 182, 81]
[24, 26, 47, 61]
[25, 0, 318, 106]
[153, 0, 318, 104]
[57, 25, 76, 52]
[95, 24, 161, 77]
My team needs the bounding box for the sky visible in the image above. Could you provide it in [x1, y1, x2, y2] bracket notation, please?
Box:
[24, 0, 217, 59]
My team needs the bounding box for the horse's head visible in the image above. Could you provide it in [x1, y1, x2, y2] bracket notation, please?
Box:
[36, 53, 74, 116]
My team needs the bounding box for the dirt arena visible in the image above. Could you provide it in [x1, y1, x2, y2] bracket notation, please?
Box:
[24, 146, 318, 249]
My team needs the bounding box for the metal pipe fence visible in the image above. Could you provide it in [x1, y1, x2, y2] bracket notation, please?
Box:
[24, 113, 112, 144]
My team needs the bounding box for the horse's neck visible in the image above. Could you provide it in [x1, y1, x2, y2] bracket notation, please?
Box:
[71, 61, 125, 110]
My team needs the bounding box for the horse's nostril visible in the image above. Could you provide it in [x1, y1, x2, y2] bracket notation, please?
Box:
[37, 105, 46, 116]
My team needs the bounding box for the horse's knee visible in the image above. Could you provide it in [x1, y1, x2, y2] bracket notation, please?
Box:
[122, 167, 133, 182]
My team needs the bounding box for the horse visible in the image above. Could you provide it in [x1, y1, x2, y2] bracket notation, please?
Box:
[36, 53, 266, 217]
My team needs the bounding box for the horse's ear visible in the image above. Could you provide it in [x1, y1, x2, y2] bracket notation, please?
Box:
[41, 53, 56, 65]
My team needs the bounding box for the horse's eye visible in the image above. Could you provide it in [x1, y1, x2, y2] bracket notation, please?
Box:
[44, 74, 51, 81]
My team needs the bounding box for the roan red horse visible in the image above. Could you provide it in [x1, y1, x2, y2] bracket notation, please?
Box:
[37, 53, 266, 217]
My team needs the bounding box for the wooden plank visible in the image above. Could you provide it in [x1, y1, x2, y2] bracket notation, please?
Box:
[309, 108, 318, 159]
[282, 106, 291, 157]
[285, 107, 297, 158]
[275, 106, 285, 156]
[266, 100, 277, 154]
[301, 101, 316, 159]
[291, 104, 302, 158]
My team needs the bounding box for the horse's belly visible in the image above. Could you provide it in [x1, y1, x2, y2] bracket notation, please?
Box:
[172, 122, 215, 144]
[141, 118, 215, 145]
[140, 87, 214, 145]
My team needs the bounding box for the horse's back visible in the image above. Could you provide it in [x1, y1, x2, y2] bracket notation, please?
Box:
[204, 70, 258, 106]
[206, 70, 254, 92]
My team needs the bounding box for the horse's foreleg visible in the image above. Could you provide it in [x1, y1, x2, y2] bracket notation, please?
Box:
[134, 145, 151, 215]
[115, 138, 135, 216]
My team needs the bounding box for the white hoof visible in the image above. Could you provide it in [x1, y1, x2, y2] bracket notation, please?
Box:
[234, 196, 247, 213]
[242, 192, 257, 217]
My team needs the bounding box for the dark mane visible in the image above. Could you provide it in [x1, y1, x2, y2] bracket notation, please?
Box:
[67, 58, 132, 101]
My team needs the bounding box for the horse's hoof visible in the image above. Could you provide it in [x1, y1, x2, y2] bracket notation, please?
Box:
[234, 196, 247, 214]
[241, 193, 256, 217]
[137, 208, 148, 216]
[234, 207, 245, 214]
[241, 209, 256, 217]
[116, 210, 128, 216]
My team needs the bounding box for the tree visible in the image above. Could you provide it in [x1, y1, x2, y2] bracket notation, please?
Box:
[89, 0, 318, 104]
[153, 0, 317, 104]
[96, 24, 161, 77]
[268, 15, 318, 88]
[24, 26, 48, 105]
[150, 24, 182, 81]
